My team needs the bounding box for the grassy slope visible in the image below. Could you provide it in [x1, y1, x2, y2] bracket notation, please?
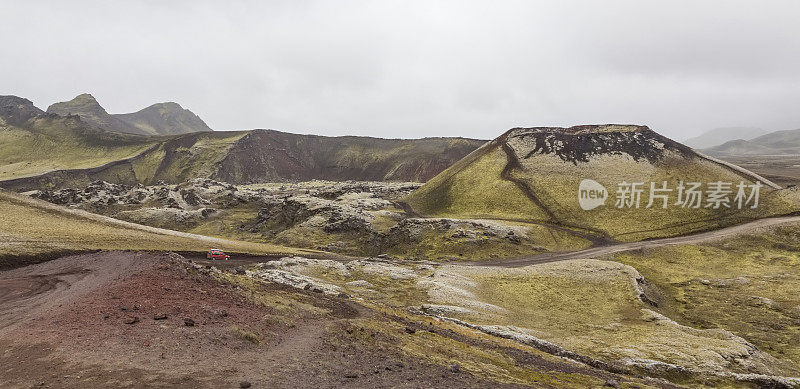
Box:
[213, 130, 487, 183]
[0, 119, 247, 188]
[406, 141, 550, 220]
[0, 117, 156, 180]
[0, 189, 308, 267]
[383, 220, 592, 260]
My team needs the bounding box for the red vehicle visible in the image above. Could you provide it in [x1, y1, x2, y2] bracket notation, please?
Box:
[206, 249, 230, 260]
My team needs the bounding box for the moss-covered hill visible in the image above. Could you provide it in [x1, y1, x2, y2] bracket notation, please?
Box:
[0, 95, 485, 190]
[405, 125, 800, 242]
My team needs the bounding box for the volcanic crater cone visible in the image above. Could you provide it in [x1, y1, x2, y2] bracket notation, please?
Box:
[405, 124, 799, 243]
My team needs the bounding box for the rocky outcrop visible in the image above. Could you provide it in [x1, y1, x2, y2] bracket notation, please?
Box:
[116, 207, 217, 229]
[246, 183, 412, 238]
[27, 179, 231, 228]
[247, 259, 345, 296]
[385, 218, 529, 246]
[24, 178, 548, 258]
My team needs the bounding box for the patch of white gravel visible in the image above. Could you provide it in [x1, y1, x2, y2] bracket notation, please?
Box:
[417, 268, 506, 312]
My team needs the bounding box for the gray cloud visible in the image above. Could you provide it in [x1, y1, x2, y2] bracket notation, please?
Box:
[1, 0, 799, 140]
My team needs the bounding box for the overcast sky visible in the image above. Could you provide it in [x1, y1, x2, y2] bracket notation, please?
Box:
[2, 1, 799, 140]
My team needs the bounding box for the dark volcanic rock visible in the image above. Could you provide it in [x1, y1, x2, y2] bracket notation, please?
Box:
[509, 125, 694, 165]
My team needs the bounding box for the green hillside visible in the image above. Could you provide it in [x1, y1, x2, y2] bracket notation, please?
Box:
[0, 189, 306, 268]
[0, 114, 157, 180]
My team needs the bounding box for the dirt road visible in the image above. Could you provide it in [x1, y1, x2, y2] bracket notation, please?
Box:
[469, 215, 800, 267]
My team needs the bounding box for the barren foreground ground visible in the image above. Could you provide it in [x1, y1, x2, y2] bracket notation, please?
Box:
[0, 251, 649, 389]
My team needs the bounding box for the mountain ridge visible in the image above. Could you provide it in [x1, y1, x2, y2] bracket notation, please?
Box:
[0, 94, 486, 189]
[705, 128, 800, 155]
[683, 127, 767, 149]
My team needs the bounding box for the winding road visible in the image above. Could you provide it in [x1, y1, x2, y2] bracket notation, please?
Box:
[468, 215, 800, 267]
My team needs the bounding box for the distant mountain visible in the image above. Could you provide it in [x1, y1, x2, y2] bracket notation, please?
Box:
[705, 129, 800, 155]
[46, 93, 142, 134]
[683, 127, 767, 149]
[0, 94, 486, 189]
[46, 94, 211, 135]
[116, 102, 212, 135]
